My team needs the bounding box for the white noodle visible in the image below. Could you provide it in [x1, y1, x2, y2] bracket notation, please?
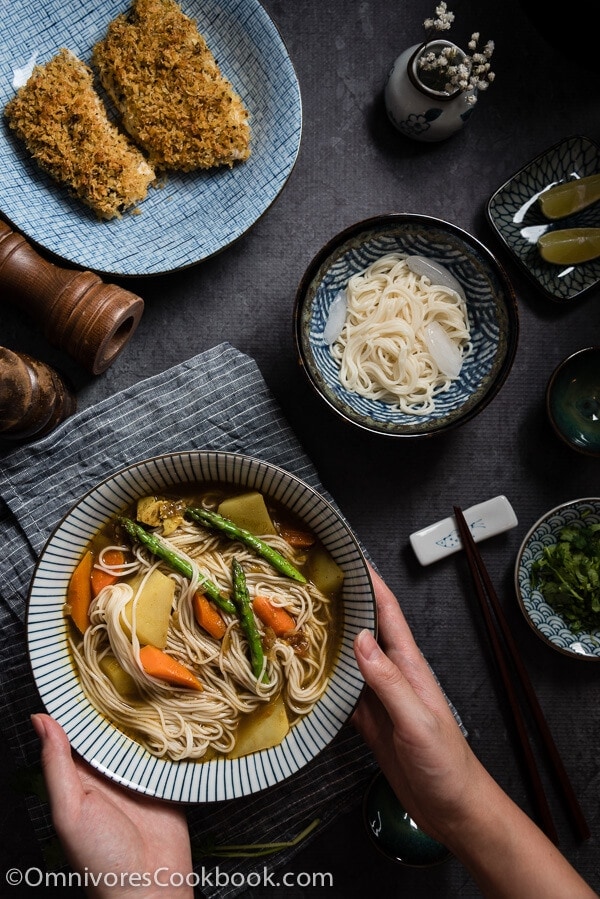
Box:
[70, 519, 336, 761]
[330, 252, 471, 415]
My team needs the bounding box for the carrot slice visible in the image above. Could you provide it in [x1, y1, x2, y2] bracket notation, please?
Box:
[252, 595, 296, 637]
[138, 645, 203, 691]
[90, 549, 126, 597]
[67, 550, 94, 634]
[193, 591, 227, 640]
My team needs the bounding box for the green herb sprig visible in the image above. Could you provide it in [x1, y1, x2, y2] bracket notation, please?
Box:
[192, 818, 321, 859]
[531, 523, 600, 632]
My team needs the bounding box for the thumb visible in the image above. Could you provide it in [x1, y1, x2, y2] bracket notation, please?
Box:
[354, 629, 427, 731]
[31, 714, 85, 818]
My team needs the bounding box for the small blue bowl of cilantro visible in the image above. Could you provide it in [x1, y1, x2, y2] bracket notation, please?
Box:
[515, 498, 600, 660]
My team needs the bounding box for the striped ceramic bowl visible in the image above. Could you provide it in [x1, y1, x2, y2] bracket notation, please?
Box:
[27, 451, 375, 801]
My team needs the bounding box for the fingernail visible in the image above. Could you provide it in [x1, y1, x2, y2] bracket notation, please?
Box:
[355, 629, 379, 660]
[31, 714, 47, 740]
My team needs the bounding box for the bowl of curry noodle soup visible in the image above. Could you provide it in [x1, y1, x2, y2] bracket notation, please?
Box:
[27, 451, 375, 801]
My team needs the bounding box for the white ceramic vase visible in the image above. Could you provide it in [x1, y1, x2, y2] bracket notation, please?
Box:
[384, 40, 475, 143]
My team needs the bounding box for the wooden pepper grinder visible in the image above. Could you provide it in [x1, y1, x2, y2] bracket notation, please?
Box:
[0, 347, 77, 442]
[0, 220, 144, 375]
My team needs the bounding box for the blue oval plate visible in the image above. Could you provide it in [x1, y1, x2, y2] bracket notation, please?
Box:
[514, 498, 600, 660]
[0, 0, 301, 276]
[486, 135, 600, 303]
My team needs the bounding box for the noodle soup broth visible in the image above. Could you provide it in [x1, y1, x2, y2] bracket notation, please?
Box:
[66, 483, 345, 763]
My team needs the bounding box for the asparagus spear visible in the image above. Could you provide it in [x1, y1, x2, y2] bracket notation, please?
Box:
[119, 516, 236, 615]
[186, 507, 307, 584]
[232, 558, 268, 683]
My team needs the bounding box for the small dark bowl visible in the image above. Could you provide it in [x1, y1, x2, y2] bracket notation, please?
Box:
[293, 214, 519, 438]
[546, 347, 600, 456]
[363, 771, 451, 867]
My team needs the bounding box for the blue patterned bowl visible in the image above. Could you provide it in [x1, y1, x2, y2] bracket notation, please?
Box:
[293, 214, 519, 438]
[514, 498, 600, 661]
[487, 135, 600, 303]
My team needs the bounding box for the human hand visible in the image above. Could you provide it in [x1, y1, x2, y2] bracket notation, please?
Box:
[31, 714, 193, 899]
[351, 565, 488, 846]
[352, 568, 598, 898]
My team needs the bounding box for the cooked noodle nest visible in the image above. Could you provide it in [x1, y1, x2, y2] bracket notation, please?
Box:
[330, 252, 471, 414]
[70, 524, 334, 761]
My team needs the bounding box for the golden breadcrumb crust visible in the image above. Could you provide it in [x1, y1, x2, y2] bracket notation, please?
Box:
[92, 0, 251, 172]
[4, 48, 155, 220]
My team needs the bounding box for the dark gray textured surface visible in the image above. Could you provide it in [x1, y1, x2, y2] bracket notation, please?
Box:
[1, 0, 599, 895]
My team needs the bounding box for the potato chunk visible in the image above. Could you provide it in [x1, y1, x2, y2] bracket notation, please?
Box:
[228, 694, 289, 758]
[306, 546, 345, 595]
[122, 569, 175, 649]
[218, 491, 276, 535]
[99, 655, 138, 697]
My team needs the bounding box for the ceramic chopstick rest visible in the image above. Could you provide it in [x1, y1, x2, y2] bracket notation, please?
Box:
[410, 496, 518, 566]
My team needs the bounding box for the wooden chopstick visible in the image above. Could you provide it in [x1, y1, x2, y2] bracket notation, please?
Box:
[453, 505, 590, 845]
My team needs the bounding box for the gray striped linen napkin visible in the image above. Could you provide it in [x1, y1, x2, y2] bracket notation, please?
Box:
[0, 343, 380, 898]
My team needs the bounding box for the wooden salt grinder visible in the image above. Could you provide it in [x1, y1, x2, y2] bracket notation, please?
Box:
[0, 220, 144, 375]
[0, 347, 77, 442]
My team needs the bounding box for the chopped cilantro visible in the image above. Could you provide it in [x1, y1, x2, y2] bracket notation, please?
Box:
[531, 523, 600, 633]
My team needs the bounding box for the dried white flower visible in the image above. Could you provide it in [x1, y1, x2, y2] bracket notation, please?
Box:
[418, 5, 496, 105]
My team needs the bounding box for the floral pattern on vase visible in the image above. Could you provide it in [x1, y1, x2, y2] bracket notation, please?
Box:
[384, 41, 476, 143]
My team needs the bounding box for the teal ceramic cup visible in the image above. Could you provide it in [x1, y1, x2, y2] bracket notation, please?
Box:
[363, 771, 452, 867]
[546, 347, 600, 457]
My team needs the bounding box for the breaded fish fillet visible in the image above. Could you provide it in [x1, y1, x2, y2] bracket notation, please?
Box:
[92, 0, 251, 172]
[4, 48, 155, 220]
